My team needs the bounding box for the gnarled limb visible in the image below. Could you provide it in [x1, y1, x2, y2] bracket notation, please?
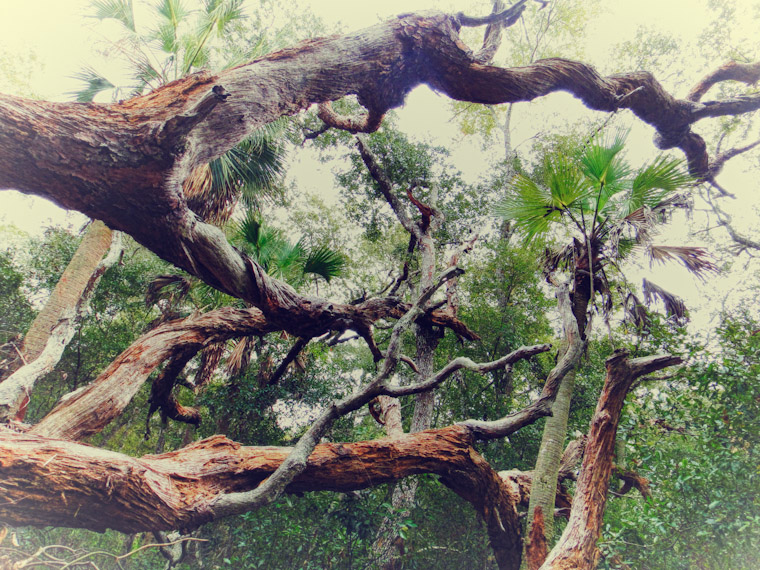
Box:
[29, 307, 277, 441]
[3, 11, 759, 325]
[541, 350, 682, 570]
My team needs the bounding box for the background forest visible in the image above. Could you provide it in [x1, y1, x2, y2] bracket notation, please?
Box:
[1, 0, 759, 569]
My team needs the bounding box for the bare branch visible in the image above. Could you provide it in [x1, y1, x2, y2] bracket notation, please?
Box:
[355, 134, 415, 233]
[459, 282, 583, 439]
[456, 0, 529, 28]
[317, 101, 385, 134]
[384, 343, 550, 397]
[687, 60, 760, 102]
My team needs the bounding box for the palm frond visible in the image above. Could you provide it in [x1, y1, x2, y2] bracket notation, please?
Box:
[145, 274, 191, 307]
[624, 156, 692, 216]
[624, 292, 651, 329]
[544, 154, 589, 210]
[225, 336, 255, 377]
[69, 66, 115, 102]
[155, 0, 188, 28]
[579, 128, 630, 187]
[648, 245, 719, 279]
[194, 340, 226, 390]
[496, 175, 559, 242]
[302, 244, 346, 283]
[90, 0, 136, 32]
[202, 0, 246, 34]
[542, 243, 575, 274]
[642, 278, 687, 321]
[235, 212, 287, 270]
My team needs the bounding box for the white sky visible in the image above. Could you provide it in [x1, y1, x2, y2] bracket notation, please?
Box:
[1, 0, 759, 328]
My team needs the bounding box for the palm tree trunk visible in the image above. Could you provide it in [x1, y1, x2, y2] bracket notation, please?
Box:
[525, 271, 590, 563]
[0, 221, 114, 421]
[525, 364, 577, 544]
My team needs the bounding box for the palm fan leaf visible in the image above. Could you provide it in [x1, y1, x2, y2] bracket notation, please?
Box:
[579, 129, 629, 194]
[69, 66, 116, 102]
[497, 175, 560, 242]
[542, 243, 575, 274]
[544, 154, 590, 210]
[623, 156, 692, 216]
[642, 278, 687, 321]
[648, 245, 719, 279]
[234, 212, 287, 270]
[202, 0, 246, 33]
[90, 0, 136, 32]
[302, 244, 346, 283]
[183, 130, 286, 224]
[624, 291, 651, 329]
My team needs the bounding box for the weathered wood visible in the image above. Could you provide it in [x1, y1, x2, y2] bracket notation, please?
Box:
[541, 350, 682, 570]
[0, 426, 518, 547]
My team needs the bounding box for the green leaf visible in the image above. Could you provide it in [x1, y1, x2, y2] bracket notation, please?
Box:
[68, 66, 115, 102]
[302, 244, 346, 283]
[90, 0, 136, 32]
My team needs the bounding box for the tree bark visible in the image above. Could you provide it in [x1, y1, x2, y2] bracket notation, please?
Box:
[0, 225, 121, 423]
[1, 12, 758, 324]
[19, 221, 113, 366]
[540, 350, 682, 570]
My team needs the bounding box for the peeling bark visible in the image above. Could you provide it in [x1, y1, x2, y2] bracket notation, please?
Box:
[0, 426, 515, 537]
[30, 307, 277, 441]
[540, 350, 681, 570]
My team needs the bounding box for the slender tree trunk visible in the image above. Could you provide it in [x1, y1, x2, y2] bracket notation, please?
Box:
[526, 366, 576, 544]
[19, 220, 112, 366]
[525, 270, 591, 559]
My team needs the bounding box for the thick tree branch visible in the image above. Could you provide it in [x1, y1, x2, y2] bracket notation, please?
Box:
[456, 0, 529, 28]
[355, 134, 415, 234]
[540, 349, 681, 569]
[29, 307, 278, 441]
[687, 60, 760, 102]
[2, 13, 758, 326]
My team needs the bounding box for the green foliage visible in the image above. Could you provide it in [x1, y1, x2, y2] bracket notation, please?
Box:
[601, 313, 760, 570]
[0, 250, 35, 346]
[234, 211, 346, 286]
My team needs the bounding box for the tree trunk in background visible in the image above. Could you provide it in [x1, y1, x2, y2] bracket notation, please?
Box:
[19, 220, 112, 366]
[0, 221, 116, 422]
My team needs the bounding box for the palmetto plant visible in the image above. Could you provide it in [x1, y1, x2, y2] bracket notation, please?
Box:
[235, 210, 346, 288]
[498, 130, 717, 543]
[498, 130, 717, 325]
[75, 0, 286, 224]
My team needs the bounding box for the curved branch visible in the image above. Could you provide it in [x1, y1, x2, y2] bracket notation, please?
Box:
[30, 307, 277, 441]
[456, 0, 529, 28]
[384, 343, 551, 397]
[687, 60, 760, 102]
[461, 282, 583, 439]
